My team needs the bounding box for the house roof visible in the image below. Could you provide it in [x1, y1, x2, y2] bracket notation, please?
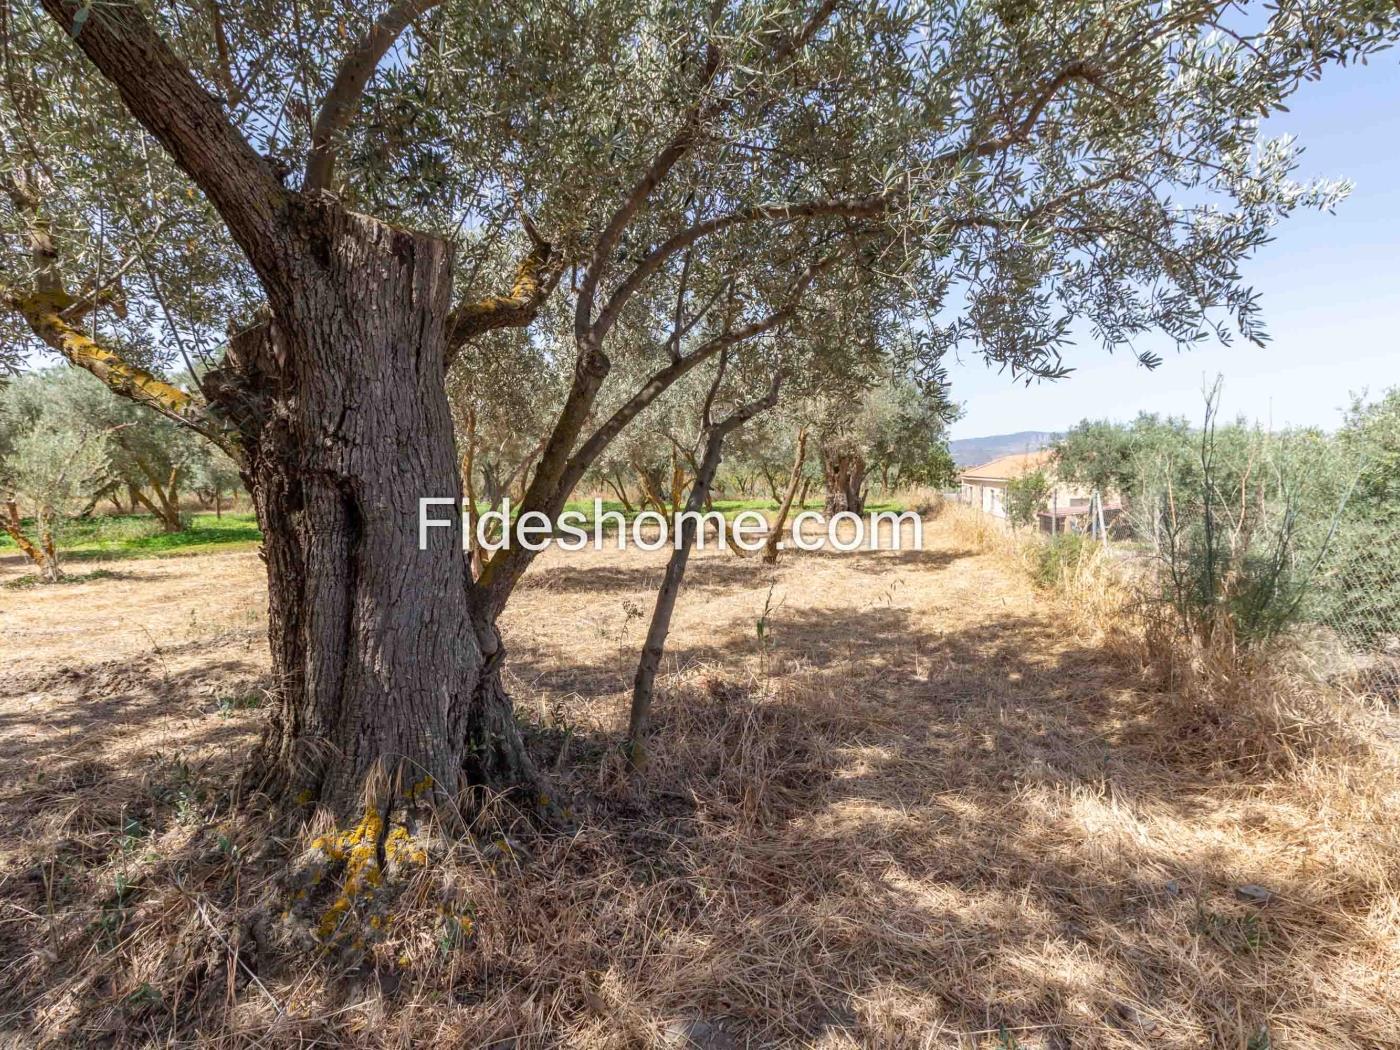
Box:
[960, 449, 1054, 483]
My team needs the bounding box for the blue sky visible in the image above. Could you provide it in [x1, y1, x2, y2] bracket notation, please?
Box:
[947, 55, 1400, 440]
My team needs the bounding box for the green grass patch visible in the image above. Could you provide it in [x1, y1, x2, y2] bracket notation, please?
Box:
[2, 498, 913, 562]
[1031, 532, 1093, 589]
[0, 512, 262, 560]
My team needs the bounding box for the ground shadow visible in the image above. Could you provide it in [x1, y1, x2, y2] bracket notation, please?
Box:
[0, 550, 1388, 1048]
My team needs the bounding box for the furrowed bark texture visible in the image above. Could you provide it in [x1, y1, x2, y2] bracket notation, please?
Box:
[822, 446, 867, 516]
[38, 1, 550, 822]
[206, 202, 535, 817]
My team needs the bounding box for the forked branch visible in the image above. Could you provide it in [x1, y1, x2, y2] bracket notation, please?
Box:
[303, 0, 445, 191]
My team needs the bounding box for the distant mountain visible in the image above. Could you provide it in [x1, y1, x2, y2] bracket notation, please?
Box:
[948, 430, 1058, 468]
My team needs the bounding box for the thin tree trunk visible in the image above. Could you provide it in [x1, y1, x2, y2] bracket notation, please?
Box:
[626, 376, 780, 768]
[164, 467, 183, 531]
[669, 447, 685, 512]
[4, 498, 59, 581]
[78, 480, 119, 519]
[627, 432, 726, 769]
[762, 428, 807, 565]
[39, 518, 58, 578]
[130, 456, 185, 532]
[606, 469, 635, 514]
[761, 466, 781, 503]
[634, 459, 669, 514]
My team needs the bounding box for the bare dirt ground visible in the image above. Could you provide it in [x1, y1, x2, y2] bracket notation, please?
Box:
[0, 516, 1396, 1047]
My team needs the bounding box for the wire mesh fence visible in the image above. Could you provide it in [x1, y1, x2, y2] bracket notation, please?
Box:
[1314, 528, 1400, 702]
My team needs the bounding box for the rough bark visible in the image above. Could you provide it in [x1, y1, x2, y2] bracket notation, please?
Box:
[821, 445, 867, 516]
[35, 1, 566, 829]
[762, 428, 808, 565]
[204, 203, 538, 819]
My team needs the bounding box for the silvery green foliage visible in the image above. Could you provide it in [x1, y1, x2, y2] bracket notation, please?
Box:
[2, 0, 1397, 391]
[1, 367, 204, 502]
[1, 407, 109, 534]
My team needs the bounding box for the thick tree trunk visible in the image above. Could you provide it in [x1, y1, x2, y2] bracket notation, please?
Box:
[207, 203, 538, 820]
[634, 458, 669, 514]
[480, 462, 506, 508]
[821, 446, 867, 516]
[762, 428, 807, 565]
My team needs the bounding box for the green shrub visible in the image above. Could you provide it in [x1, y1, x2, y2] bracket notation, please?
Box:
[1032, 532, 1092, 589]
[1006, 470, 1051, 528]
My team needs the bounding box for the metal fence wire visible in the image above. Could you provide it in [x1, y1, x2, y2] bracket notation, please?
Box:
[1315, 528, 1400, 703]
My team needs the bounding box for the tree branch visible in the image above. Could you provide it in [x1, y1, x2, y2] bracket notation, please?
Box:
[591, 195, 888, 342]
[950, 61, 1104, 166]
[478, 249, 843, 615]
[303, 0, 445, 192]
[711, 369, 783, 438]
[574, 44, 721, 345]
[444, 235, 561, 364]
[38, 0, 288, 283]
[576, 0, 843, 344]
[2, 287, 242, 461]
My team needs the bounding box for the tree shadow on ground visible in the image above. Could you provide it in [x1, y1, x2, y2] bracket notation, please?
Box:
[0, 566, 1391, 1047]
[496, 602, 1392, 1049]
[515, 555, 773, 597]
[0, 645, 265, 850]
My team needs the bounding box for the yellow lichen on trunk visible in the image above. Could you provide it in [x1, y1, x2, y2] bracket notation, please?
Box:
[3, 499, 54, 577]
[8, 291, 195, 417]
[301, 781, 434, 945]
[448, 239, 553, 345]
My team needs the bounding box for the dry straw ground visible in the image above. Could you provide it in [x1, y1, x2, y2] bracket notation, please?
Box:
[0, 508, 1396, 1048]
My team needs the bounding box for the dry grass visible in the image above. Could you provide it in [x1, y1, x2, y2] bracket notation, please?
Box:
[1, 510, 1398, 1047]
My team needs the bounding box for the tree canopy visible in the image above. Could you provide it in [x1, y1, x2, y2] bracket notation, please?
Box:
[6, 0, 1396, 412]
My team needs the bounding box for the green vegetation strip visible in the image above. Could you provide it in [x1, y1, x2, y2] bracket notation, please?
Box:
[1, 500, 910, 560]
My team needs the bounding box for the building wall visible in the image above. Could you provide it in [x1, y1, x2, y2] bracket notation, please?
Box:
[959, 480, 1008, 518]
[959, 473, 1098, 524]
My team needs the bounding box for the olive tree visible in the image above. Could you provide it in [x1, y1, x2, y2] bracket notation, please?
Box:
[0, 404, 110, 581]
[2, 0, 1395, 822]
